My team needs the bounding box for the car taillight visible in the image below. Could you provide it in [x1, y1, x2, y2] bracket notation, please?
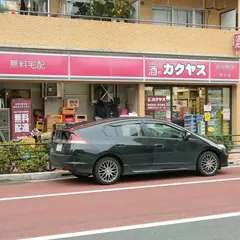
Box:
[69, 132, 89, 144]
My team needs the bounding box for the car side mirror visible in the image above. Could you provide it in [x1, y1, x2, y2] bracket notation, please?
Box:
[184, 132, 191, 140]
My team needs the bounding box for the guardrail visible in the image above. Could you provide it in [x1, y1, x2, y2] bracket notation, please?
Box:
[3, 9, 239, 31]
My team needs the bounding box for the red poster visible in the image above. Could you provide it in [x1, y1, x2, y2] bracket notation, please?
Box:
[210, 61, 239, 80]
[11, 99, 32, 140]
[145, 59, 210, 80]
[70, 56, 143, 78]
[146, 96, 167, 110]
[233, 33, 240, 51]
[0, 52, 68, 77]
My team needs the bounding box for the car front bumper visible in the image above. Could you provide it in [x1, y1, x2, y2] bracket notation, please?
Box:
[219, 149, 229, 168]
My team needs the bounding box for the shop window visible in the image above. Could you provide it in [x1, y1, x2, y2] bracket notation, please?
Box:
[145, 123, 184, 139]
[145, 86, 231, 137]
[152, 7, 204, 28]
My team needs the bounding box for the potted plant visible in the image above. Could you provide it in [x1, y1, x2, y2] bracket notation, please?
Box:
[111, 0, 135, 22]
[87, 0, 114, 21]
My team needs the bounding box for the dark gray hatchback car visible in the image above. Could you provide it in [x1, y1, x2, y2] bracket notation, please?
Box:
[50, 118, 229, 185]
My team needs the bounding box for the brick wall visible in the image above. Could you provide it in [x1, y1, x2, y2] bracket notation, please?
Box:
[0, 14, 236, 56]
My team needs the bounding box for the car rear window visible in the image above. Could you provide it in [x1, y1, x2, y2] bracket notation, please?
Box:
[53, 131, 71, 140]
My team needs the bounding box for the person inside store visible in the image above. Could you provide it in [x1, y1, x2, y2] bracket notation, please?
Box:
[93, 99, 111, 121]
[172, 119, 184, 127]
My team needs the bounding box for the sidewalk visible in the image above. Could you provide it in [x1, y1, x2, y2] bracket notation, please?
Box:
[229, 152, 240, 165]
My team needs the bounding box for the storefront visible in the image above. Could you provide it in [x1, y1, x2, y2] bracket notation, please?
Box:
[0, 51, 141, 141]
[0, 50, 238, 141]
[144, 58, 237, 137]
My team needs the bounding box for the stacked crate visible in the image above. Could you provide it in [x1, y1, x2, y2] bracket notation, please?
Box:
[60, 107, 76, 123]
[44, 99, 88, 132]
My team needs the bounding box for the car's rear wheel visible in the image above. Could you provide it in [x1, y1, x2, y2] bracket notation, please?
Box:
[197, 151, 219, 176]
[93, 157, 121, 185]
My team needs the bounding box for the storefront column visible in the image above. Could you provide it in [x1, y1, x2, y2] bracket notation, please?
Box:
[137, 83, 145, 117]
[232, 84, 240, 145]
[238, 0, 240, 29]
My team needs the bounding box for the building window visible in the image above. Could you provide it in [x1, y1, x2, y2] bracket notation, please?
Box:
[152, 7, 204, 28]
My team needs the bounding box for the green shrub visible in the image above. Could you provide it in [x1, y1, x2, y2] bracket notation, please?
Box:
[0, 142, 49, 174]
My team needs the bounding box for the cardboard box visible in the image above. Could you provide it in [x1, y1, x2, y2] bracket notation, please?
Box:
[46, 115, 63, 128]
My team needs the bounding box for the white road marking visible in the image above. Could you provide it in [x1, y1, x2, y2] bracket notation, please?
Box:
[20, 211, 240, 240]
[1, 177, 240, 202]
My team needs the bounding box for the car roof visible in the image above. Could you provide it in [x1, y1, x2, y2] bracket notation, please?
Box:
[64, 117, 174, 131]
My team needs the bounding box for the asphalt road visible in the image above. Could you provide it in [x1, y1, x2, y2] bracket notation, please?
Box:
[61, 216, 240, 240]
[0, 167, 240, 240]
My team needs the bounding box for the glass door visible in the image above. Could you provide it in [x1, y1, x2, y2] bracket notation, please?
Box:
[154, 88, 172, 121]
[206, 87, 231, 136]
[144, 86, 172, 121]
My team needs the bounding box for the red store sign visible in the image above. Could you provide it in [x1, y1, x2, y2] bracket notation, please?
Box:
[11, 99, 32, 140]
[233, 33, 240, 51]
[145, 58, 239, 82]
[70, 55, 144, 78]
[210, 61, 239, 80]
[0, 52, 68, 77]
[145, 59, 209, 80]
[0, 52, 238, 82]
[146, 96, 167, 110]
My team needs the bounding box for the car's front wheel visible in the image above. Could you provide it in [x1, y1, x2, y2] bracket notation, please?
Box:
[197, 151, 219, 176]
[93, 157, 121, 185]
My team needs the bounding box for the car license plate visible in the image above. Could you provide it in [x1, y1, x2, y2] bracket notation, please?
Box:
[56, 144, 63, 152]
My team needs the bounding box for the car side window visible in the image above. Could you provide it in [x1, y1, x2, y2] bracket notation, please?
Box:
[105, 123, 144, 137]
[145, 123, 184, 139]
[104, 125, 117, 137]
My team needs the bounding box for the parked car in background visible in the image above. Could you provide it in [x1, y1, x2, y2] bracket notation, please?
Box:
[50, 118, 229, 185]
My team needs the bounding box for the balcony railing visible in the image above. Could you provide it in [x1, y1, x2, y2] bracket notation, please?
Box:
[2, 9, 238, 31]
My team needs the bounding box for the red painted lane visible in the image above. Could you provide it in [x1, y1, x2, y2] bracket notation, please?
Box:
[0, 177, 240, 239]
[0, 167, 239, 199]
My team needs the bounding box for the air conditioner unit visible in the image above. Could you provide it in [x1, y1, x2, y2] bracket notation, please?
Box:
[42, 83, 64, 99]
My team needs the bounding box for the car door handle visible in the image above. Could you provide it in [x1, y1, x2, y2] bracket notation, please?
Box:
[155, 144, 164, 148]
[116, 144, 126, 148]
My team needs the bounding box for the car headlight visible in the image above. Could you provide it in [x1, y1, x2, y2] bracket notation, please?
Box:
[217, 144, 226, 150]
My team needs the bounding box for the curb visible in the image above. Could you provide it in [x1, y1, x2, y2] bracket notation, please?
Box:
[0, 171, 72, 182]
[1, 161, 240, 182]
[229, 161, 240, 165]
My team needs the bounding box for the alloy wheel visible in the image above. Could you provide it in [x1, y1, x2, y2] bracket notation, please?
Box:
[201, 154, 218, 175]
[98, 160, 119, 183]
